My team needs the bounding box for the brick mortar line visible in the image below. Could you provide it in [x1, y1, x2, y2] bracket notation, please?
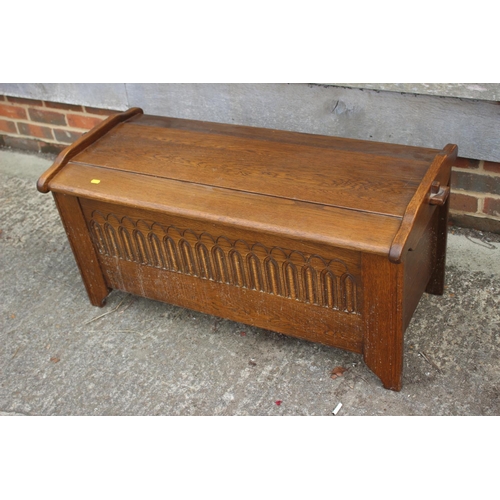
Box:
[478, 198, 485, 213]
[452, 166, 500, 178]
[452, 164, 485, 173]
[1, 131, 68, 145]
[58, 122, 104, 131]
[450, 198, 486, 217]
[450, 208, 500, 221]
[1, 114, 104, 131]
[67, 109, 113, 118]
[84, 106, 118, 113]
[48, 108, 111, 119]
[3, 97, 42, 106]
[1, 117, 97, 133]
[450, 198, 500, 217]
[16, 126, 56, 141]
[451, 188, 500, 199]
[2, 99, 112, 120]
[8, 118, 63, 129]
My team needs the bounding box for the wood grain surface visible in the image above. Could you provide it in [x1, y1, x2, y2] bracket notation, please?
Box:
[52, 193, 110, 306]
[38, 108, 458, 391]
[73, 122, 431, 217]
[37, 108, 142, 193]
[50, 163, 402, 256]
[127, 113, 442, 161]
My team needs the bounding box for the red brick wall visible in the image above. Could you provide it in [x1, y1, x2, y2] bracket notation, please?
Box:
[449, 158, 500, 233]
[0, 95, 117, 154]
[1, 94, 499, 233]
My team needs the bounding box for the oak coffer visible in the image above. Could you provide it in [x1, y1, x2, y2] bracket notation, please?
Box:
[37, 107, 457, 391]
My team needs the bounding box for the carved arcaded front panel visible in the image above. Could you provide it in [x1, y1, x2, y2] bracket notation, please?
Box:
[89, 211, 359, 314]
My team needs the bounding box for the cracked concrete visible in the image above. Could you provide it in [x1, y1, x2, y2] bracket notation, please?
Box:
[1, 149, 499, 415]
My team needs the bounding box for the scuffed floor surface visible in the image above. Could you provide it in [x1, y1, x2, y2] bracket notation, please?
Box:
[1, 150, 499, 415]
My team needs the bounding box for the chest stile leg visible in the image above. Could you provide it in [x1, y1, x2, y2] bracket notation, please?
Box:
[362, 253, 404, 391]
[52, 193, 110, 307]
[426, 183, 451, 296]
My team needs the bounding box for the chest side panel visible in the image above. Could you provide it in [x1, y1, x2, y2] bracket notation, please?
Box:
[80, 198, 364, 352]
[402, 208, 438, 330]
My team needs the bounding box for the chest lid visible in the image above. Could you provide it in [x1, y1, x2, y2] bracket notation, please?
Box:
[38, 108, 457, 261]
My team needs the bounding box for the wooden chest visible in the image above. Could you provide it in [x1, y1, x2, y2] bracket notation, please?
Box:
[37, 108, 457, 391]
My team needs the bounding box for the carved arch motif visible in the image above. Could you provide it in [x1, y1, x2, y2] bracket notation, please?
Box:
[89, 211, 359, 314]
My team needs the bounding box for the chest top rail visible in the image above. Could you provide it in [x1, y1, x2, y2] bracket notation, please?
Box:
[38, 108, 457, 262]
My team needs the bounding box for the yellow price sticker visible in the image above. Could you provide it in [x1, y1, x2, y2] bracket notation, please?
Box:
[91, 179, 101, 184]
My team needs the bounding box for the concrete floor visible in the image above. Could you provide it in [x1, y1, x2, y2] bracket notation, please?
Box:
[1, 149, 499, 416]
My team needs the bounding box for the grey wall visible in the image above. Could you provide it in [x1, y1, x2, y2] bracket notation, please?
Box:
[1, 83, 499, 162]
[326, 83, 500, 101]
[1, 83, 128, 111]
